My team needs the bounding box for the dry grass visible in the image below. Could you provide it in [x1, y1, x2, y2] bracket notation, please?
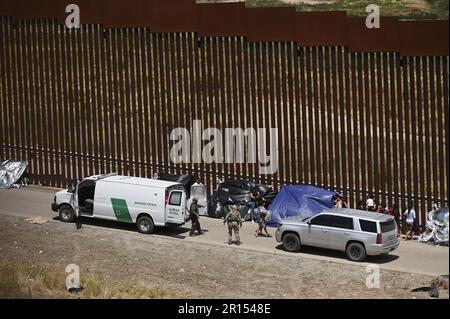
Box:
[197, 0, 448, 19]
[0, 261, 187, 299]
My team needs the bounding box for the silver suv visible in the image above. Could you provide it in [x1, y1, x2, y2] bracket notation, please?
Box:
[275, 208, 400, 261]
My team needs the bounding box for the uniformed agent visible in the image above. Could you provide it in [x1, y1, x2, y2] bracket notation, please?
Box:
[223, 204, 243, 245]
[189, 198, 203, 236]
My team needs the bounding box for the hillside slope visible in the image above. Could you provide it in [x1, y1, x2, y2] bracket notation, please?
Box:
[198, 0, 449, 19]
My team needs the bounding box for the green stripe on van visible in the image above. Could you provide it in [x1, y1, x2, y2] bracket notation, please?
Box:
[111, 198, 133, 222]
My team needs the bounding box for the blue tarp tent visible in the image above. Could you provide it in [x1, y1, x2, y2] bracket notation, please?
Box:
[267, 185, 336, 227]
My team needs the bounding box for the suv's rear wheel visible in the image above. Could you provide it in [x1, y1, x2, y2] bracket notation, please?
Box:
[282, 233, 301, 252]
[59, 205, 75, 222]
[346, 242, 366, 262]
[137, 216, 155, 234]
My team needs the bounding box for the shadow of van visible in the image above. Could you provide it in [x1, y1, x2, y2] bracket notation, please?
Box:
[52, 216, 194, 239]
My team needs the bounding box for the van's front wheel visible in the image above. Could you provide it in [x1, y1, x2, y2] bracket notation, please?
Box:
[59, 206, 75, 222]
[137, 216, 155, 234]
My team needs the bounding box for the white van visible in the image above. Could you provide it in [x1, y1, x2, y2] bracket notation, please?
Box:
[51, 173, 189, 234]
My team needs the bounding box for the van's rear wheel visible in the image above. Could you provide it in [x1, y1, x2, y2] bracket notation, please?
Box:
[346, 242, 366, 262]
[137, 216, 155, 234]
[282, 233, 301, 252]
[59, 206, 75, 222]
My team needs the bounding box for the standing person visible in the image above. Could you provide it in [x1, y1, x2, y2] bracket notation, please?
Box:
[255, 206, 272, 238]
[189, 198, 203, 236]
[333, 195, 341, 208]
[223, 204, 243, 245]
[249, 190, 260, 223]
[377, 203, 388, 214]
[403, 204, 416, 240]
[356, 199, 365, 210]
[391, 204, 401, 234]
[366, 195, 375, 212]
[334, 194, 348, 209]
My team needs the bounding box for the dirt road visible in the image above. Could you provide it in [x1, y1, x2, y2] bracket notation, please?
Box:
[0, 186, 448, 277]
[0, 186, 449, 298]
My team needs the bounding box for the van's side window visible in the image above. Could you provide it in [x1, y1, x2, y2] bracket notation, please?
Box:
[169, 191, 182, 206]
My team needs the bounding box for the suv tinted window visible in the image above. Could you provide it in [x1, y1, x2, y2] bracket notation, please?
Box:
[310, 214, 334, 227]
[359, 220, 377, 233]
[169, 191, 182, 206]
[330, 216, 354, 230]
[311, 215, 354, 230]
[380, 220, 397, 233]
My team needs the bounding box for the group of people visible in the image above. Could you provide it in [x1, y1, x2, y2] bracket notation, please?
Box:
[221, 193, 272, 245]
[356, 195, 418, 240]
[333, 194, 348, 208]
[188, 190, 272, 246]
[190, 190, 421, 244]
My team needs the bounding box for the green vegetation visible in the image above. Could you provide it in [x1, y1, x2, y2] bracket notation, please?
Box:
[198, 0, 448, 19]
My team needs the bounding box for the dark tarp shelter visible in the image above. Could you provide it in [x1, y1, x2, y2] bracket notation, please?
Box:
[207, 180, 277, 219]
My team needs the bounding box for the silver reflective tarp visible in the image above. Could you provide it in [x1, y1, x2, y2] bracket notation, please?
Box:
[419, 207, 449, 246]
[0, 160, 28, 188]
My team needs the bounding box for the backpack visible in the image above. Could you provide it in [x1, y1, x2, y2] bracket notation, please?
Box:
[229, 209, 241, 221]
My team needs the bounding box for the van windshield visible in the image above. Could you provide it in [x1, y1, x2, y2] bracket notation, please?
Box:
[380, 220, 396, 233]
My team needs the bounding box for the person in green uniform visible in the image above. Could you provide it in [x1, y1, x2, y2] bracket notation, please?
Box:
[189, 198, 203, 236]
[223, 204, 243, 245]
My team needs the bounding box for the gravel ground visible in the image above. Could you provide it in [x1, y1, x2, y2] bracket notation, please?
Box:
[0, 214, 447, 299]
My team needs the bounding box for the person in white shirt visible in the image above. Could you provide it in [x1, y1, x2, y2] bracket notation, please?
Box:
[403, 204, 416, 240]
[366, 196, 375, 212]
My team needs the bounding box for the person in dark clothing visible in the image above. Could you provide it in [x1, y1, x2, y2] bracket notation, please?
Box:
[391, 204, 401, 234]
[189, 198, 203, 236]
[249, 190, 260, 223]
[378, 203, 388, 214]
[356, 199, 365, 210]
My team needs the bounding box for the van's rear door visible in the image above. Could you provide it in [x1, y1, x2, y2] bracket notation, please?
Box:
[190, 183, 207, 215]
[379, 218, 398, 246]
[165, 186, 186, 224]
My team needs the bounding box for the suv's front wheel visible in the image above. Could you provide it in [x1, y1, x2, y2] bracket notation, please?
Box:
[282, 233, 301, 252]
[346, 242, 366, 262]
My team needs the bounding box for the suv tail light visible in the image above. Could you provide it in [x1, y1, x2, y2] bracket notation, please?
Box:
[165, 195, 169, 206]
[376, 233, 382, 244]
